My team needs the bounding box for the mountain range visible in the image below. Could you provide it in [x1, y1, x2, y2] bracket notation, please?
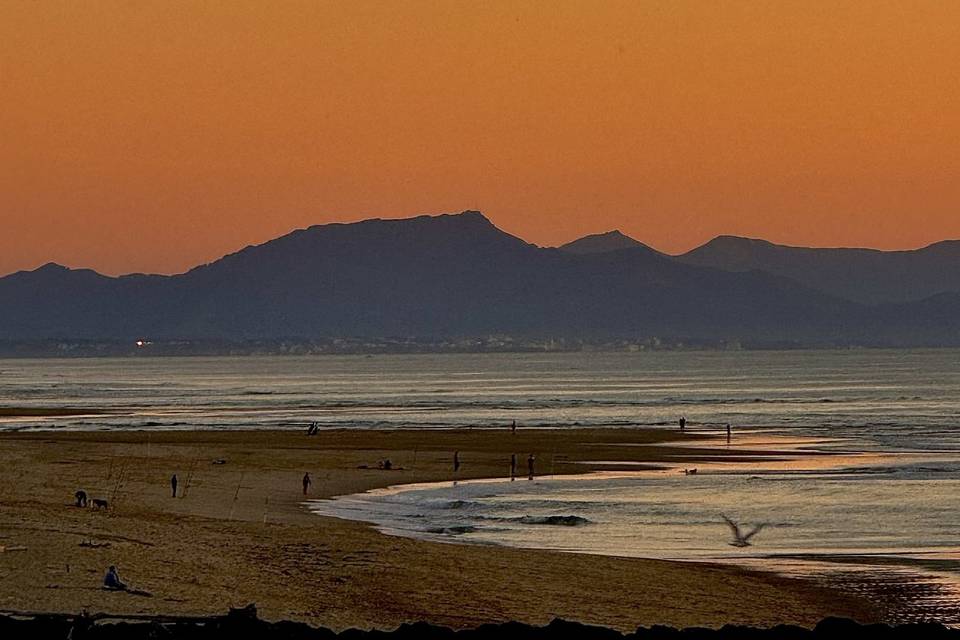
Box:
[2, 210, 959, 349]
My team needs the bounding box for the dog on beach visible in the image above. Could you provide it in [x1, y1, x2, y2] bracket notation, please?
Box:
[91, 498, 109, 510]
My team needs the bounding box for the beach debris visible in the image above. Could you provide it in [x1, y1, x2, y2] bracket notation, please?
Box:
[722, 514, 767, 547]
[0, 545, 27, 553]
[358, 461, 404, 471]
[212, 459, 227, 465]
[684, 468, 698, 475]
[228, 603, 258, 620]
[79, 540, 111, 549]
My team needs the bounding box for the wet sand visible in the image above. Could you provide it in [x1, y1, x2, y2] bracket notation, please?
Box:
[0, 427, 882, 630]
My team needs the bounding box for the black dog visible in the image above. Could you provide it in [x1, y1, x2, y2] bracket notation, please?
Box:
[91, 498, 109, 510]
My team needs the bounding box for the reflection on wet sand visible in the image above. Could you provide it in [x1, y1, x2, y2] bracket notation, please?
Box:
[312, 434, 960, 625]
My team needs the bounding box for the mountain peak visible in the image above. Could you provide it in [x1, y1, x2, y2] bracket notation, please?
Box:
[559, 230, 650, 255]
[702, 235, 774, 248]
[34, 262, 71, 273]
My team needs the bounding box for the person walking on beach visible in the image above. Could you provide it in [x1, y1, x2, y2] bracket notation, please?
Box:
[511, 420, 517, 434]
[527, 453, 535, 480]
[726, 423, 732, 443]
[170, 474, 178, 498]
[302, 472, 312, 495]
[453, 451, 460, 474]
[510, 453, 517, 481]
[680, 416, 686, 432]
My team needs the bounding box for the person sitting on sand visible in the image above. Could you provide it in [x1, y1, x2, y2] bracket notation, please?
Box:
[75, 489, 87, 508]
[103, 565, 127, 591]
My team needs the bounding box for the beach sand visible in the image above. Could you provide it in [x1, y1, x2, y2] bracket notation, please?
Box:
[0, 427, 881, 630]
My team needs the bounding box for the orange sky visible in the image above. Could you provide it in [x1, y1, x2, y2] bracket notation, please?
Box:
[2, 0, 959, 276]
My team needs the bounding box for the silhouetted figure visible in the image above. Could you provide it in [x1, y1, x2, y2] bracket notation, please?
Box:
[511, 420, 517, 434]
[302, 472, 312, 495]
[103, 565, 127, 591]
[510, 453, 517, 481]
[527, 453, 535, 480]
[680, 416, 686, 432]
[726, 423, 732, 443]
[74, 490, 88, 508]
[170, 474, 178, 498]
[453, 451, 460, 473]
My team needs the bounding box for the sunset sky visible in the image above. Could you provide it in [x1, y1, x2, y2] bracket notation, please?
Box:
[2, 0, 959, 276]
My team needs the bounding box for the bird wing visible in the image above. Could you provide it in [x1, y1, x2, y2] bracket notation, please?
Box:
[743, 523, 767, 541]
[721, 514, 742, 540]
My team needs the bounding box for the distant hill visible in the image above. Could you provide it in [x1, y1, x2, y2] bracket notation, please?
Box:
[559, 231, 653, 255]
[678, 235, 960, 304]
[2, 211, 960, 348]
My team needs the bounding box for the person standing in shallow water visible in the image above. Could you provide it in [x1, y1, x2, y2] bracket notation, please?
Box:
[527, 453, 535, 480]
[302, 472, 312, 495]
[726, 423, 732, 443]
[170, 474, 178, 498]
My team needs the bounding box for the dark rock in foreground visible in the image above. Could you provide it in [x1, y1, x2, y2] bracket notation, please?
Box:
[0, 606, 954, 639]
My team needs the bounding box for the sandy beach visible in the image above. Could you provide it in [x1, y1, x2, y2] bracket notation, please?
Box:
[0, 427, 882, 631]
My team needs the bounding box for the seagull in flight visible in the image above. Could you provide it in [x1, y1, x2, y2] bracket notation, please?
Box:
[722, 514, 767, 547]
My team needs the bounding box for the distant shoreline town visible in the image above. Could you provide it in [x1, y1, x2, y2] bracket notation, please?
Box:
[0, 336, 904, 359]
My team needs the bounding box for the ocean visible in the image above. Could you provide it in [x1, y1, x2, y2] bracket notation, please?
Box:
[3, 350, 960, 447]
[4, 349, 960, 619]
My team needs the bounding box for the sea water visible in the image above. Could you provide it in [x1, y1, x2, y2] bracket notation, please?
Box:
[2, 350, 960, 449]
[4, 350, 960, 619]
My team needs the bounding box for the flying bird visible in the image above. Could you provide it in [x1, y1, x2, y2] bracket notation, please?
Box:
[722, 514, 767, 547]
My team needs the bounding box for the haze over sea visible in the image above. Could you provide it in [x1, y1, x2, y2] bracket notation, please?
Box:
[3, 350, 960, 445]
[6, 349, 960, 620]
